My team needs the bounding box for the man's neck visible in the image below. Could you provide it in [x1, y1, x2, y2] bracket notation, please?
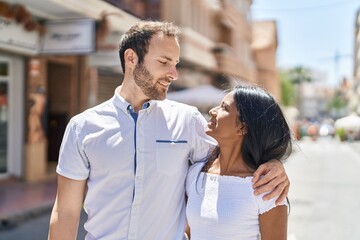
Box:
[118, 84, 150, 112]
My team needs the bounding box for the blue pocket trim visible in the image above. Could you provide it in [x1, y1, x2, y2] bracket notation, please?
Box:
[156, 140, 188, 143]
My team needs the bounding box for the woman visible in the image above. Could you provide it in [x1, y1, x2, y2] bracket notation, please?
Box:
[185, 85, 292, 240]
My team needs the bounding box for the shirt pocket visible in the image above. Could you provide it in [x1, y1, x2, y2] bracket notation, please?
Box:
[156, 140, 189, 176]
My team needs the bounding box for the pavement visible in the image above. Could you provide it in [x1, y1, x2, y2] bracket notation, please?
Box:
[0, 176, 57, 230]
[348, 141, 360, 155]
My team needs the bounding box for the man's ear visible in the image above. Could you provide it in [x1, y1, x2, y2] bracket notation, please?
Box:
[124, 49, 138, 70]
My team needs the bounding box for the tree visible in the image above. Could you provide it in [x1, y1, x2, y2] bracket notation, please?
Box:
[280, 65, 312, 106]
[280, 66, 314, 118]
[328, 90, 348, 110]
[287, 65, 313, 84]
[327, 89, 348, 119]
[280, 71, 296, 106]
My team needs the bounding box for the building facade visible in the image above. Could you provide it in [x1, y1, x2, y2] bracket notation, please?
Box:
[104, 0, 263, 86]
[353, 8, 360, 113]
[0, 0, 138, 181]
[252, 20, 280, 101]
[104, 0, 280, 95]
[355, 8, 360, 84]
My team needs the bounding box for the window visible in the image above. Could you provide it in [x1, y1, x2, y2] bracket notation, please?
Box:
[0, 62, 8, 76]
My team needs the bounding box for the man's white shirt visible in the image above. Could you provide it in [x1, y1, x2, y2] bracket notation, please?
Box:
[56, 87, 216, 240]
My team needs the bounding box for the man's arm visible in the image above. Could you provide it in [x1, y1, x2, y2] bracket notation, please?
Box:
[252, 160, 290, 205]
[259, 205, 288, 240]
[48, 175, 87, 240]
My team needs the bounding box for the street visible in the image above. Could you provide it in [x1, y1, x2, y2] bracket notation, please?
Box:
[1, 138, 360, 240]
[286, 138, 360, 240]
[0, 210, 87, 240]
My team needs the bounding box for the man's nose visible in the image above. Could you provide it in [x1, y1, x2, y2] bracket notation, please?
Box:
[167, 66, 178, 81]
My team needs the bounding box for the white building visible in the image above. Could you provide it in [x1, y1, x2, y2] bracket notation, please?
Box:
[353, 8, 360, 113]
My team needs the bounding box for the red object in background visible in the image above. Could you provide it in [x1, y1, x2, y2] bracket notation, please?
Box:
[0, 94, 7, 106]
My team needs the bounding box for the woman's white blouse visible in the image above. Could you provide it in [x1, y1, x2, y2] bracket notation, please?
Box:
[186, 162, 288, 240]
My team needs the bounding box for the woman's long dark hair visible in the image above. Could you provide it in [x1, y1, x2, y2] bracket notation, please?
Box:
[206, 84, 292, 170]
[234, 85, 292, 169]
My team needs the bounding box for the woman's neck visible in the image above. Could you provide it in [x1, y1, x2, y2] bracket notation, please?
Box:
[206, 142, 254, 177]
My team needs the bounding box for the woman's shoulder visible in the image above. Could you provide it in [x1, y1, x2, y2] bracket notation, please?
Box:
[254, 191, 289, 214]
[186, 161, 206, 189]
[188, 161, 206, 177]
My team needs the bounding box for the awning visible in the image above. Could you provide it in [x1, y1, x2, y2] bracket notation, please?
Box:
[167, 85, 226, 110]
[6, 0, 139, 31]
[334, 112, 360, 132]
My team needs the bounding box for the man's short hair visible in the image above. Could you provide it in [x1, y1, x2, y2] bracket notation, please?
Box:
[118, 21, 181, 73]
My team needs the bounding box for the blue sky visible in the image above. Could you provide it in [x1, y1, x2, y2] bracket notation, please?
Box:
[251, 0, 360, 86]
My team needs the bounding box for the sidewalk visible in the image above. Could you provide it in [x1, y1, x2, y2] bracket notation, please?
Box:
[348, 141, 360, 156]
[0, 177, 57, 230]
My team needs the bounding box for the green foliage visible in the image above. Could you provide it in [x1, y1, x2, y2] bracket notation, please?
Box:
[287, 65, 313, 84]
[335, 128, 347, 141]
[279, 65, 314, 108]
[280, 72, 296, 106]
[328, 90, 348, 110]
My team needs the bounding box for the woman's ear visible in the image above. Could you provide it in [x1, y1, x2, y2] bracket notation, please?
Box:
[237, 124, 248, 136]
[124, 49, 138, 70]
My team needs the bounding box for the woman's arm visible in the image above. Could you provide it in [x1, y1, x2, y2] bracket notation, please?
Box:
[259, 205, 288, 240]
[184, 223, 190, 239]
[184, 192, 191, 240]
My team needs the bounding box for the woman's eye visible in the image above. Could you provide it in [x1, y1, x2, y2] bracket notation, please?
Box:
[159, 61, 167, 65]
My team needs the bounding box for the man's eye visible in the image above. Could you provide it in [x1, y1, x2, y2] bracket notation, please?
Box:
[159, 61, 167, 64]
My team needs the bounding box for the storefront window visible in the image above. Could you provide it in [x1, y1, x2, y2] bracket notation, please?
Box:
[0, 62, 8, 76]
[0, 82, 7, 173]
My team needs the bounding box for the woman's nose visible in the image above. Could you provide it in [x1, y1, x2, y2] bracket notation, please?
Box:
[209, 107, 217, 116]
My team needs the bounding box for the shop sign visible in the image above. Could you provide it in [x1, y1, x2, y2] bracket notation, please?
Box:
[0, 17, 39, 55]
[40, 19, 95, 54]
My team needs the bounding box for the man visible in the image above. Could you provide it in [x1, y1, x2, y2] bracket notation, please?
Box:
[48, 21, 289, 240]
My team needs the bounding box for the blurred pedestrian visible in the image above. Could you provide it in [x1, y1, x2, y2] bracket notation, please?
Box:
[307, 123, 318, 141]
[186, 85, 292, 240]
[48, 21, 290, 240]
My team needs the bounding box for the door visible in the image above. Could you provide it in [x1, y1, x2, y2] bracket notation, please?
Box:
[0, 59, 9, 175]
[47, 62, 74, 163]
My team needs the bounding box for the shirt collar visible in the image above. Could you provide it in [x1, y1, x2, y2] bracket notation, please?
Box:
[112, 86, 156, 114]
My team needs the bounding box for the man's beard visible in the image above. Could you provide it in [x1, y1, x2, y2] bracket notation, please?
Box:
[133, 63, 167, 100]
